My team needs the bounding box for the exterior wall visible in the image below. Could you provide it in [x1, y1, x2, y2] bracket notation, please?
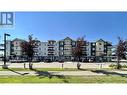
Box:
[35, 41, 59, 60]
[88, 39, 113, 62]
[94, 39, 112, 57]
[11, 38, 24, 56]
[36, 42, 48, 57]
[107, 45, 112, 56]
[59, 41, 64, 57]
[47, 40, 59, 56]
[91, 42, 96, 56]
[47, 40, 59, 60]
[54, 42, 59, 56]
[5, 37, 113, 62]
[82, 41, 90, 56]
[111, 45, 117, 56]
[96, 40, 105, 56]
[63, 38, 73, 56]
[86, 42, 91, 56]
[59, 37, 76, 60]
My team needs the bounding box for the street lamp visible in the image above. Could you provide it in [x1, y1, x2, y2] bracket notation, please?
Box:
[3, 33, 10, 69]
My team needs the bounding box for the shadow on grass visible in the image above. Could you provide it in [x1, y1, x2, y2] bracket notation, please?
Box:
[78, 68, 94, 71]
[116, 69, 127, 71]
[78, 68, 127, 78]
[91, 69, 127, 78]
[7, 68, 29, 76]
[31, 68, 69, 83]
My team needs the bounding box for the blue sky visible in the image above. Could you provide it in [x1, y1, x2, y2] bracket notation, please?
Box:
[0, 12, 127, 45]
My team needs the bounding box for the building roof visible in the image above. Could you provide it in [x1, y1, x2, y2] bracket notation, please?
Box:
[60, 37, 74, 41]
[96, 39, 105, 42]
[96, 39, 112, 46]
[48, 40, 56, 42]
[106, 42, 112, 46]
[12, 38, 26, 42]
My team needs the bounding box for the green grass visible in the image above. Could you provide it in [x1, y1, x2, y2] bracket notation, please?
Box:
[0, 68, 123, 72]
[0, 75, 127, 83]
[0, 68, 80, 71]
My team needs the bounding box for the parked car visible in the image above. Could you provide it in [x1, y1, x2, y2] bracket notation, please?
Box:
[58, 59, 64, 63]
[10, 59, 27, 63]
[44, 59, 52, 63]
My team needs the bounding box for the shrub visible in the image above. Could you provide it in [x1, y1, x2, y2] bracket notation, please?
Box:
[109, 64, 117, 69]
[122, 65, 127, 68]
[109, 64, 127, 68]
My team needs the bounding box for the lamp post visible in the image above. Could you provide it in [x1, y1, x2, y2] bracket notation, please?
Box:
[3, 33, 10, 69]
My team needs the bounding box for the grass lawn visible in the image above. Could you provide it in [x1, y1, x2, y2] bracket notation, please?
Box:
[0, 75, 127, 83]
[0, 68, 114, 71]
[0, 68, 82, 71]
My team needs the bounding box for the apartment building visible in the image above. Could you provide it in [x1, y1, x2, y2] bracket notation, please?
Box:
[96, 39, 112, 56]
[89, 39, 112, 62]
[5, 38, 25, 57]
[81, 42, 92, 61]
[47, 40, 59, 61]
[35, 40, 59, 61]
[5, 37, 113, 62]
[36, 41, 48, 57]
[11, 38, 25, 56]
[111, 45, 117, 56]
[59, 37, 76, 61]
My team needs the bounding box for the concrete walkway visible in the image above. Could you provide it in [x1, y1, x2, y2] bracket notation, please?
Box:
[0, 62, 111, 69]
[0, 71, 102, 76]
[0, 70, 127, 76]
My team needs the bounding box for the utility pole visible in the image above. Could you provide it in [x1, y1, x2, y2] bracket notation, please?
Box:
[3, 33, 10, 69]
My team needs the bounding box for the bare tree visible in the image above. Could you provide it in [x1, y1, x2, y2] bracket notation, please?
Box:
[72, 37, 86, 69]
[21, 35, 38, 69]
[116, 37, 127, 69]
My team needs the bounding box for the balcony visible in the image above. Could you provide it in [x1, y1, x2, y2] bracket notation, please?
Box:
[48, 49, 55, 51]
[48, 44, 55, 46]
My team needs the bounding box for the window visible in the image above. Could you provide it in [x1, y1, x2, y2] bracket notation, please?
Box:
[16, 46, 18, 49]
[61, 52, 63, 55]
[72, 42, 75, 46]
[60, 47, 63, 50]
[99, 48, 102, 50]
[99, 43, 102, 45]
[65, 47, 70, 50]
[65, 41, 70, 44]
[86, 42, 89, 46]
[60, 42, 63, 45]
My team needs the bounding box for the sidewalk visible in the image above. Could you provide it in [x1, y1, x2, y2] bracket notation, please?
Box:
[0, 70, 127, 76]
[0, 62, 111, 69]
[0, 71, 103, 76]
